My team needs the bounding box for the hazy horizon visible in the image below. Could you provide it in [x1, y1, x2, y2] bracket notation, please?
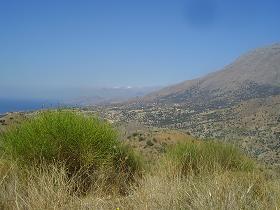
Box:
[1, 0, 280, 100]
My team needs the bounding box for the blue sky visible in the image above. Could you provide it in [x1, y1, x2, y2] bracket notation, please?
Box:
[0, 0, 280, 98]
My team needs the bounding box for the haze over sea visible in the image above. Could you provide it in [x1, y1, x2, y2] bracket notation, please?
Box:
[0, 99, 57, 114]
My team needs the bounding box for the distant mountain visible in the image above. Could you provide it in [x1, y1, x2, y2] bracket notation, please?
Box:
[100, 43, 280, 164]
[143, 43, 280, 108]
[64, 86, 161, 105]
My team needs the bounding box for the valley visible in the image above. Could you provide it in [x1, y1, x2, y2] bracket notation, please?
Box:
[81, 44, 280, 164]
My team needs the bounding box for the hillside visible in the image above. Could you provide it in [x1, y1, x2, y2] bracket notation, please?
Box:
[91, 43, 280, 164]
[143, 43, 280, 107]
[2, 111, 280, 209]
[1, 47, 279, 210]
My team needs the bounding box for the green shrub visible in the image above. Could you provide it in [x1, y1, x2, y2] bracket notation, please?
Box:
[165, 140, 256, 175]
[0, 110, 143, 194]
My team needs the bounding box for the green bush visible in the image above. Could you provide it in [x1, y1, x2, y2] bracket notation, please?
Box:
[0, 110, 143, 193]
[165, 140, 256, 175]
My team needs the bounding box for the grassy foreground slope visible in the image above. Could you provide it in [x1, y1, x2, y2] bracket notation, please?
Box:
[0, 111, 143, 196]
[0, 110, 280, 209]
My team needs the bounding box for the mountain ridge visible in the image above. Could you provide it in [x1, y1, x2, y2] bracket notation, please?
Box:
[96, 43, 280, 164]
[141, 43, 280, 105]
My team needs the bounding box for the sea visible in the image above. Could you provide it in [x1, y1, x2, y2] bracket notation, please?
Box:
[0, 99, 60, 114]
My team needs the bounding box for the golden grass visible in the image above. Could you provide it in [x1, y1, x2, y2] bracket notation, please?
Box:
[1, 121, 280, 210]
[1, 154, 280, 209]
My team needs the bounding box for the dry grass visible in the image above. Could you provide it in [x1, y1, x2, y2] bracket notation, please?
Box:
[79, 164, 280, 210]
[0, 160, 81, 209]
[1, 118, 280, 210]
[0, 111, 143, 195]
[1, 154, 280, 210]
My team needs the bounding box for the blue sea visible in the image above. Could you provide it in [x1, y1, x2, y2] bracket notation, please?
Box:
[0, 99, 59, 114]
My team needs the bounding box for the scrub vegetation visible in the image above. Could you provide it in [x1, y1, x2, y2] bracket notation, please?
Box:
[0, 110, 280, 209]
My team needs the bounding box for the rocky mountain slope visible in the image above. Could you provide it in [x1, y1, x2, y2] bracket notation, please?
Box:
[93, 43, 280, 164]
[143, 43, 280, 108]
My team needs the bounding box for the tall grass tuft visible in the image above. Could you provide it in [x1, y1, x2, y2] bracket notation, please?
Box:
[1, 130, 280, 209]
[0, 110, 143, 194]
[165, 140, 256, 175]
